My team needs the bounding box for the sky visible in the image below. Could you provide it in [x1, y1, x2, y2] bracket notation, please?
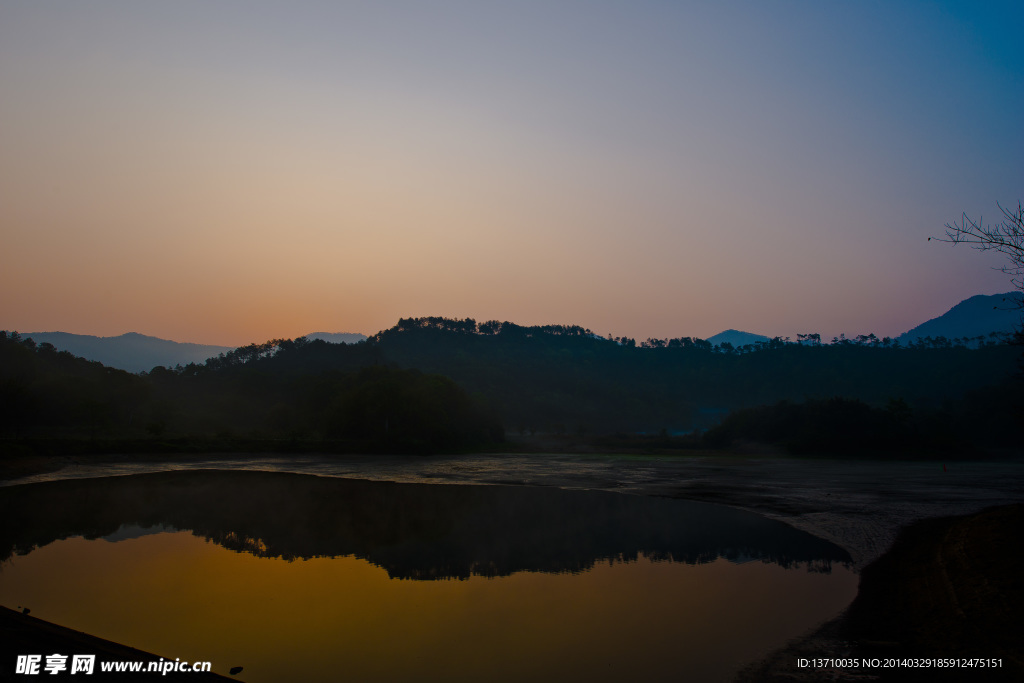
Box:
[2, 1, 1022, 346]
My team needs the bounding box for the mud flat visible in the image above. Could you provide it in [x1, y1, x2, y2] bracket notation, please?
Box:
[6, 451, 1022, 569]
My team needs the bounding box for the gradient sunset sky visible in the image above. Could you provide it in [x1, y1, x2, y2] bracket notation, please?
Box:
[2, 1, 1021, 346]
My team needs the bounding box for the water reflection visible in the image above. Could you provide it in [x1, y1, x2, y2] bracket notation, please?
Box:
[0, 471, 857, 682]
[0, 470, 849, 576]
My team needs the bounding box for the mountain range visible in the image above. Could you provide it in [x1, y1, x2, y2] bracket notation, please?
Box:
[896, 292, 1022, 345]
[12, 292, 1020, 372]
[705, 329, 770, 347]
[14, 332, 233, 374]
[16, 331, 366, 373]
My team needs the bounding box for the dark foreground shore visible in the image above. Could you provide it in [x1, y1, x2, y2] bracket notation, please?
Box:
[0, 607, 240, 681]
[739, 503, 1024, 682]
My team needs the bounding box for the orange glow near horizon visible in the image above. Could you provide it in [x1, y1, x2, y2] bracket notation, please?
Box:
[1, 3, 1020, 345]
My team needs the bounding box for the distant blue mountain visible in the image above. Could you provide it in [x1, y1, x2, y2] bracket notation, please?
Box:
[706, 329, 770, 348]
[20, 331, 233, 373]
[18, 330, 369, 373]
[897, 292, 1022, 345]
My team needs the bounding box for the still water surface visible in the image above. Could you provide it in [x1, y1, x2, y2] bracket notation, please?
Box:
[0, 470, 857, 682]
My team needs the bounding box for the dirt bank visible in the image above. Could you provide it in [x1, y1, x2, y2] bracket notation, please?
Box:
[738, 503, 1024, 682]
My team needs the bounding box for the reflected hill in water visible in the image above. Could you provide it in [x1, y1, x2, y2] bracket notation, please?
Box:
[0, 470, 850, 577]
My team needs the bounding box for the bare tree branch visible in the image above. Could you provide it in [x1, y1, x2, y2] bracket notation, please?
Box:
[931, 201, 1024, 295]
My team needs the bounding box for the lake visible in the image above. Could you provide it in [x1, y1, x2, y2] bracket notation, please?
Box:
[0, 469, 857, 682]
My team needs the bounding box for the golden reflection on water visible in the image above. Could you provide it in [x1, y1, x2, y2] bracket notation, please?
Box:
[0, 530, 856, 682]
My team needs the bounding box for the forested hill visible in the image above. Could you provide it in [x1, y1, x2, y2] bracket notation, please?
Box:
[0, 331, 501, 453]
[186, 316, 1020, 435]
[3, 317, 1020, 450]
[364, 317, 1020, 434]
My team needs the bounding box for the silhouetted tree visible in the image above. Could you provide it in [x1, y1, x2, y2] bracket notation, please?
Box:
[933, 200, 1024, 301]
